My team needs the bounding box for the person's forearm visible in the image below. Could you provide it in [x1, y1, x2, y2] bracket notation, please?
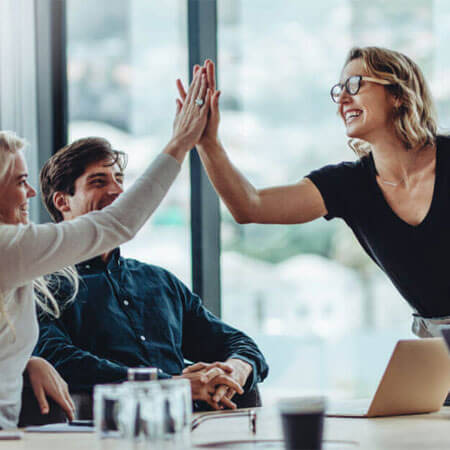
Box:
[0, 153, 180, 292]
[163, 137, 190, 164]
[224, 337, 269, 391]
[226, 358, 253, 386]
[34, 339, 128, 388]
[197, 140, 259, 224]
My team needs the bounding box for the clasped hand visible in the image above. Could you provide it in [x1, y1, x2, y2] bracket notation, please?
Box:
[178, 358, 252, 410]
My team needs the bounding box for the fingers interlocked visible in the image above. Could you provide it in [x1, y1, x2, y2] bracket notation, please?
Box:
[184, 361, 243, 410]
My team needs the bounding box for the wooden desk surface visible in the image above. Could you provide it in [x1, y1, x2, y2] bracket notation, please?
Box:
[7, 407, 450, 449]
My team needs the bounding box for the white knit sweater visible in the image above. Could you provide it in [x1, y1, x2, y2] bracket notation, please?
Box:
[0, 153, 180, 429]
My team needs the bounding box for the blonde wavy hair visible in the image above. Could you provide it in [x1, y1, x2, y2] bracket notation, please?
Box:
[0, 131, 78, 334]
[344, 47, 437, 157]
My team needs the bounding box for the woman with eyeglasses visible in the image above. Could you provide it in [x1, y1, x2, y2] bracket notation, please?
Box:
[0, 69, 210, 429]
[178, 47, 448, 339]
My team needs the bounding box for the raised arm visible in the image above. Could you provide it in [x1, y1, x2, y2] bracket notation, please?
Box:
[0, 69, 212, 291]
[198, 139, 326, 224]
[177, 61, 327, 225]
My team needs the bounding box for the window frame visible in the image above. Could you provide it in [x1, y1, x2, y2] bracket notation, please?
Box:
[35, 0, 68, 223]
[38, 0, 222, 316]
[188, 0, 221, 316]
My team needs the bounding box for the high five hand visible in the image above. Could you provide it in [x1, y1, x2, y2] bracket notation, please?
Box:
[176, 60, 221, 147]
[171, 66, 212, 153]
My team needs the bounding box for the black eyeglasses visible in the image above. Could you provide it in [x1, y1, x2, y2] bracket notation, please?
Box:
[330, 75, 390, 103]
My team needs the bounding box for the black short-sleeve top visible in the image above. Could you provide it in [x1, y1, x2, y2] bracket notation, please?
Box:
[306, 135, 450, 318]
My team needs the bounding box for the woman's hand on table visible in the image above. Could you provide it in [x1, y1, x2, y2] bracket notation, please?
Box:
[26, 356, 75, 421]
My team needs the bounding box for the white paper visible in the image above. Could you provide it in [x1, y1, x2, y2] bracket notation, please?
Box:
[25, 423, 94, 433]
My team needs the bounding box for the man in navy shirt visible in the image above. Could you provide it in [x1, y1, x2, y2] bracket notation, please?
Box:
[34, 137, 268, 411]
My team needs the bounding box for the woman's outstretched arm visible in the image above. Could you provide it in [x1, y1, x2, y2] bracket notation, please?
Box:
[198, 139, 326, 224]
[177, 60, 327, 225]
[0, 69, 212, 291]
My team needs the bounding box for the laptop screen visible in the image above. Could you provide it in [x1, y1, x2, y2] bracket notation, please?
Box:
[440, 327, 450, 352]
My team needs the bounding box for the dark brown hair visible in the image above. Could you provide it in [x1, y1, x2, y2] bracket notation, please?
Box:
[40, 137, 127, 222]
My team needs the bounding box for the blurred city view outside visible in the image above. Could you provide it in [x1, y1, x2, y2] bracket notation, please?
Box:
[66, 0, 450, 402]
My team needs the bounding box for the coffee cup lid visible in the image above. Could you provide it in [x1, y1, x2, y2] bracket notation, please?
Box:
[278, 396, 326, 414]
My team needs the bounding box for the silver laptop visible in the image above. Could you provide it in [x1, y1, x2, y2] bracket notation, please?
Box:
[440, 327, 450, 351]
[326, 338, 450, 418]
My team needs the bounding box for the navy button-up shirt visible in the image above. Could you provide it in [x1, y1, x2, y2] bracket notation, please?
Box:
[34, 249, 268, 393]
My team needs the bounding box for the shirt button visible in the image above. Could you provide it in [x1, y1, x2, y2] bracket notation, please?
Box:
[123, 300, 129, 306]
[85, 264, 91, 269]
[140, 335, 146, 342]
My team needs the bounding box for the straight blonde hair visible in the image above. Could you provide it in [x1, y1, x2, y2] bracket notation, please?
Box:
[0, 131, 78, 335]
[344, 47, 437, 157]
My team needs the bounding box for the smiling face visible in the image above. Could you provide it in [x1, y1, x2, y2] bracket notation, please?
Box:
[0, 150, 36, 224]
[338, 58, 397, 143]
[55, 158, 124, 221]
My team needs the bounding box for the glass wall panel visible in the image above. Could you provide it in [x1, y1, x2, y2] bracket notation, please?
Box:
[66, 0, 191, 284]
[218, 0, 450, 402]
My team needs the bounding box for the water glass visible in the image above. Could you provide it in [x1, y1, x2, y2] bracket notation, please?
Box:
[124, 382, 165, 444]
[94, 382, 166, 444]
[94, 384, 128, 438]
[158, 379, 192, 446]
[94, 378, 192, 448]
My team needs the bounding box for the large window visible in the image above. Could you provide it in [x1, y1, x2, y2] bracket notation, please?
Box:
[65, 0, 450, 403]
[218, 0, 450, 402]
[66, 0, 191, 284]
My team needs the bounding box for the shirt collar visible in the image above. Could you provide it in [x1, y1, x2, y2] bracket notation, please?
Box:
[76, 247, 122, 272]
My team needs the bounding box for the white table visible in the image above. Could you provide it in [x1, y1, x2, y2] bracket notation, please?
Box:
[6, 407, 450, 449]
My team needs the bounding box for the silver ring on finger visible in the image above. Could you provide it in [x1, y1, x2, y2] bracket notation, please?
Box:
[195, 97, 204, 107]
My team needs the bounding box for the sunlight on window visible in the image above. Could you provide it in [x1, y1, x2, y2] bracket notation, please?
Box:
[67, 0, 191, 285]
[218, 0, 450, 404]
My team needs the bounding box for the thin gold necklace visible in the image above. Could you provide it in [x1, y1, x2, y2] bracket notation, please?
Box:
[376, 145, 432, 188]
[379, 178, 399, 187]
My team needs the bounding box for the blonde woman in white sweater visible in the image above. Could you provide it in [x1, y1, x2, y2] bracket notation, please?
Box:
[0, 69, 211, 429]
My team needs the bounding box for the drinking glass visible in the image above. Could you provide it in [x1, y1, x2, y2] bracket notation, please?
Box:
[124, 382, 165, 445]
[94, 384, 128, 439]
[158, 379, 192, 447]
